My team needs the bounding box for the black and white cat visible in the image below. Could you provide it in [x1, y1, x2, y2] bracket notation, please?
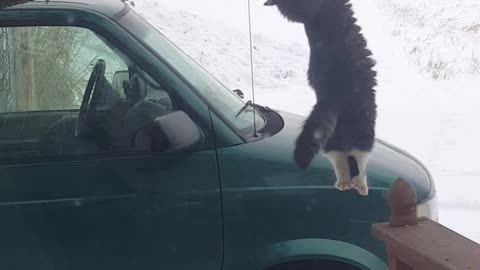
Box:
[265, 0, 377, 196]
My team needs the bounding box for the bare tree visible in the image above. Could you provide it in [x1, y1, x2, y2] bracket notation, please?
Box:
[0, 26, 88, 112]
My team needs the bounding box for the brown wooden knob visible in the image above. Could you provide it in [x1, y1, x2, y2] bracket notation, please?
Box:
[388, 178, 418, 227]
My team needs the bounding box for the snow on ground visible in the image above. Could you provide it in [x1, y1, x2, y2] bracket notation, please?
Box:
[132, 0, 480, 242]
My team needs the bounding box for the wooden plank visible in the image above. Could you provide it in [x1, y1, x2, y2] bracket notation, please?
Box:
[386, 246, 414, 270]
[373, 218, 480, 270]
[388, 258, 413, 270]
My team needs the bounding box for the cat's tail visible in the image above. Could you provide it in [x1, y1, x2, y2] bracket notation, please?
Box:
[294, 103, 337, 169]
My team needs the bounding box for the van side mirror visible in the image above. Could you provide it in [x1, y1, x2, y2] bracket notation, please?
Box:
[150, 111, 203, 152]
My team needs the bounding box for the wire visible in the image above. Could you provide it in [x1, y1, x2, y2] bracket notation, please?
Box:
[247, 0, 258, 137]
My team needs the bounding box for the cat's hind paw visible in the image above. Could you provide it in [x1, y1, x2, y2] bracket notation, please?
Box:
[352, 174, 369, 196]
[335, 180, 353, 191]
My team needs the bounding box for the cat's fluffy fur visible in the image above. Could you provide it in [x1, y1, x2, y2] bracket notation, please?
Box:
[265, 0, 377, 195]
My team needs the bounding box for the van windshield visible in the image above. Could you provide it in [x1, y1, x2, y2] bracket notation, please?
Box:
[117, 8, 264, 138]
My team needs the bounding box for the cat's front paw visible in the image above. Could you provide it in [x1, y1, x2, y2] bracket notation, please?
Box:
[335, 180, 352, 191]
[352, 174, 369, 196]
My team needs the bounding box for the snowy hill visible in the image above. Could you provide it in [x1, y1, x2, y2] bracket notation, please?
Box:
[129, 0, 315, 115]
[131, 0, 480, 242]
[378, 0, 480, 79]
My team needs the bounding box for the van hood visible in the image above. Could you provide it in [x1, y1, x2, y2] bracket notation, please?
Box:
[219, 109, 435, 203]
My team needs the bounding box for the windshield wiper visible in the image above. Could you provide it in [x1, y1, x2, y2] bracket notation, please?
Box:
[0, 0, 29, 9]
[235, 100, 254, 118]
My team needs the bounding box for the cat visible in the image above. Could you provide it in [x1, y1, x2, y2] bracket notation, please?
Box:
[265, 0, 377, 196]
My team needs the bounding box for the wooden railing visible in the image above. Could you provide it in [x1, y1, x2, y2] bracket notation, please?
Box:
[372, 178, 480, 270]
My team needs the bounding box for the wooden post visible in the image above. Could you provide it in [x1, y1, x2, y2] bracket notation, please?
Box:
[372, 178, 480, 270]
[16, 27, 37, 111]
[9, 27, 38, 112]
[6, 27, 17, 111]
[387, 178, 417, 227]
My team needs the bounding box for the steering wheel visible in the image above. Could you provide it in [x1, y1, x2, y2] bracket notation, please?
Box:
[76, 59, 106, 137]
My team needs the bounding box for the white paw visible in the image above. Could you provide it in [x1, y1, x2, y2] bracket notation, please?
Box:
[335, 180, 353, 191]
[352, 174, 369, 196]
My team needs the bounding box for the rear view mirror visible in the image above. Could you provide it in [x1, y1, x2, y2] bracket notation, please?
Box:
[112, 70, 129, 93]
[150, 111, 203, 152]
